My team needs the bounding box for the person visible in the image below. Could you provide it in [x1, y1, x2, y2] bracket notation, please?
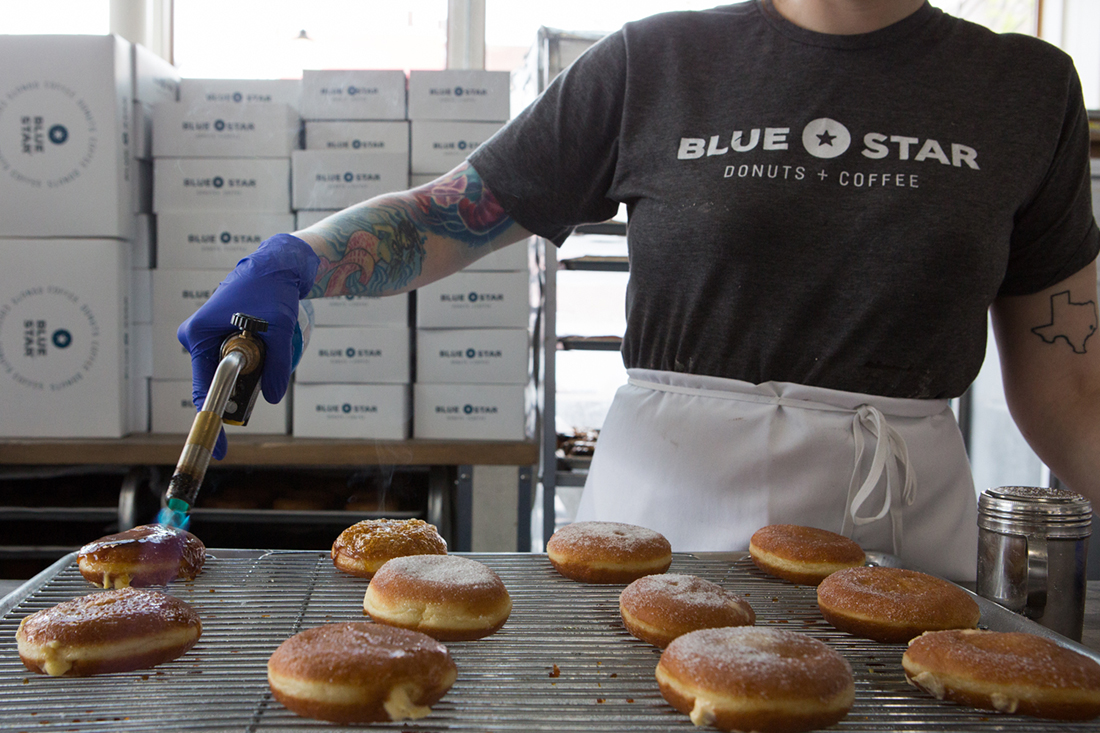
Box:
[179, 0, 1100, 581]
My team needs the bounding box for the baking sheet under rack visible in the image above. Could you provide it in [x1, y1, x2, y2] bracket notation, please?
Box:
[1, 551, 1098, 733]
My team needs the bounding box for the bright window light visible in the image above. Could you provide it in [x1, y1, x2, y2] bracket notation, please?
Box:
[1, 0, 110, 35]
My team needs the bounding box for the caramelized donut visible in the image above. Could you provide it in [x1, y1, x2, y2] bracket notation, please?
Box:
[78, 524, 206, 588]
[546, 521, 672, 584]
[749, 524, 865, 585]
[903, 630, 1100, 720]
[817, 566, 980, 643]
[656, 626, 855, 733]
[331, 518, 447, 579]
[619, 574, 755, 648]
[16, 587, 202, 676]
[267, 622, 457, 724]
[363, 554, 512, 641]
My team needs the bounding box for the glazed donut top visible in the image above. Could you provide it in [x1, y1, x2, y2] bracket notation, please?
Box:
[548, 521, 671, 561]
[818, 566, 978, 626]
[908, 630, 1100, 690]
[750, 525, 865, 564]
[78, 524, 205, 571]
[333, 518, 447, 560]
[17, 587, 201, 646]
[370, 555, 507, 604]
[660, 626, 853, 697]
[268, 622, 452, 682]
[621, 574, 753, 626]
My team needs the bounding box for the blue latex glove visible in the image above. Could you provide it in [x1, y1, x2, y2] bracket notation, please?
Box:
[177, 233, 320, 459]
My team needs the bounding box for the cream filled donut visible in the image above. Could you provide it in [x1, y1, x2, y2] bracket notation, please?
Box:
[546, 521, 672, 584]
[331, 518, 447, 579]
[619, 573, 755, 648]
[749, 524, 865, 585]
[77, 524, 206, 588]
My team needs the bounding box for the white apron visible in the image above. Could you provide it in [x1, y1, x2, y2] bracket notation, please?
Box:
[574, 368, 979, 581]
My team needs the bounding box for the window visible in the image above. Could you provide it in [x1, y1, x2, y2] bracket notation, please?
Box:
[3, 0, 109, 34]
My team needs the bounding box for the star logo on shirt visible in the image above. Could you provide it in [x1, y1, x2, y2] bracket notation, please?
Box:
[802, 118, 851, 159]
[1031, 290, 1098, 354]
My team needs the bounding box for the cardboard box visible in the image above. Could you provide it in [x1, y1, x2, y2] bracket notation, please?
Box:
[413, 383, 533, 441]
[154, 157, 291, 213]
[305, 120, 409, 153]
[291, 150, 408, 210]
[132, 43, 180, 105]
[153, 102, 300, 158]
[151, 268, 224, 378]
[411, 120, 503, 174]
[295, 209, 338, 229]
[464, 237, 531, 272]
[0, 34, 134, 238]
[0, 239, 130, 437]
[416, 328, 530, 384]
[300, 69, 407, 121]
[295, 326, 410, 384]
[150, 378, 289, 434]
[178, 78, 301, 110]
[416, 270, 533, 328]
[156, 212, 295, 270]
[309, 293, 409, 327]
[293, 383, 410, 439]
[407, 70, 510, 121]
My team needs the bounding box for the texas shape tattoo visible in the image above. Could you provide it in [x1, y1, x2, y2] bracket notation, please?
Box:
[1030, 290, 1098, 354]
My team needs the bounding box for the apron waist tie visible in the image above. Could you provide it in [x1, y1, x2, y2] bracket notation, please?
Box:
[626, 377, 917, 555]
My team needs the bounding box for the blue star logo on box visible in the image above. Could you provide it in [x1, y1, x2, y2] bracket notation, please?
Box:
[215, 119, 225, 131]
[48, 125, 68, 145]
[213, 176, 224, 188]
[220, 232, 232, 243]
[342, 403, 352, 414]
[468, 292, 478, 303]
[345, 347, 356, 358]
[463, 404, 473, 414]
[347, 86, 358, 96]
[458, 140, 467, 150]
[802, 118, 850, 159]
[352, 140, 361, 149]
[454, 86, 463, 96]
[232, 92, 243, 102]
[344, 172, 354, 182]
[52, 330, 72, 349]
[466, 348, 476, 359]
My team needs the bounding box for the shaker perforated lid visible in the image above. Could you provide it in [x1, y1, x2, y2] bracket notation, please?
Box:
[978, 486, 1092, 538]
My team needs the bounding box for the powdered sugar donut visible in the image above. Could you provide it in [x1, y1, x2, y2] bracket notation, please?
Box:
[749, 524, 865, 585]
[620, 574, 755, 648]
[546, 521, 672, 584]
[363, 554, 512, 641]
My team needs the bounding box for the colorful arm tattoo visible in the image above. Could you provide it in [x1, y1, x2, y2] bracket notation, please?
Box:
[305, 164, 515, 299]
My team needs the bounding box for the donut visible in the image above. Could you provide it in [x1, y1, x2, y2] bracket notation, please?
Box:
[817, 566, 980, 643]
[903, 629, 1100, 720]
[749, 524, 865, 585]
[619, 574, 755, 648]
[77, 524, 206, 588]
[363, 554, 512, 641]
[16, 587, 202, 676]
[331, 518, 447, 579]
[546, 521, 672, 584]
[656, 626, 855, 733]
[267, 622, 457, 724]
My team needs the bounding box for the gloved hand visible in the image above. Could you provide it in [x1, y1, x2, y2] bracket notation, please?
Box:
[177, 233, 320, 459]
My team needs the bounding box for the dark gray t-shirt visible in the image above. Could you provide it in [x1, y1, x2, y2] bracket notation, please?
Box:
[469, 1, 1099, 399]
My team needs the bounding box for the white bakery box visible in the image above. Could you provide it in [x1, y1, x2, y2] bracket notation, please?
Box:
[308, 293, 410, 328]
[150, 268, 225, 380]
[293, 326, 411, 384]
[416, 270, 535, 329]
[416, 328, 530, 385]
[410, 120, 504, 175]
[156, 212, 296, 271]
[293, 383, 410, 440]
[299, 69, 407, 121]
[413, 383, 534, 441]
[407, 70, 510, 122]
[150, 378, 289, 435]
[0, 34, 134, 238]
[178, 78, 301, 110]
[304, 120, 409, 153]
[0, 239, 130, 438]
[153, 157, 292, 213]
[153, 102, 300, 158]
[291, 150, 408, 210]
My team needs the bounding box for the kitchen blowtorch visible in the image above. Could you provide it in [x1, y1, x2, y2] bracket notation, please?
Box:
[160, 313, 268, 529]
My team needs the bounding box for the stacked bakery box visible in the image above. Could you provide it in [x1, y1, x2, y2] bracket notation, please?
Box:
[291, 70, 413, 440]
[408, 70, 536, 442]
[149, 78, 301, 437]
[0, 35, 176, 438]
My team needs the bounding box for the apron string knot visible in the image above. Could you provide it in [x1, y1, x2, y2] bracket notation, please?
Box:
[841, 404, 916, 555]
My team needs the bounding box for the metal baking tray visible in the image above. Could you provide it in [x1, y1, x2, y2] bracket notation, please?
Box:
[1, 550, 1098, 732]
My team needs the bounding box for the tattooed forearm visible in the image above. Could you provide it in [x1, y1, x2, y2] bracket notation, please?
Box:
[1030, 290, 1098, 354]
[301, 164, 515, 299]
